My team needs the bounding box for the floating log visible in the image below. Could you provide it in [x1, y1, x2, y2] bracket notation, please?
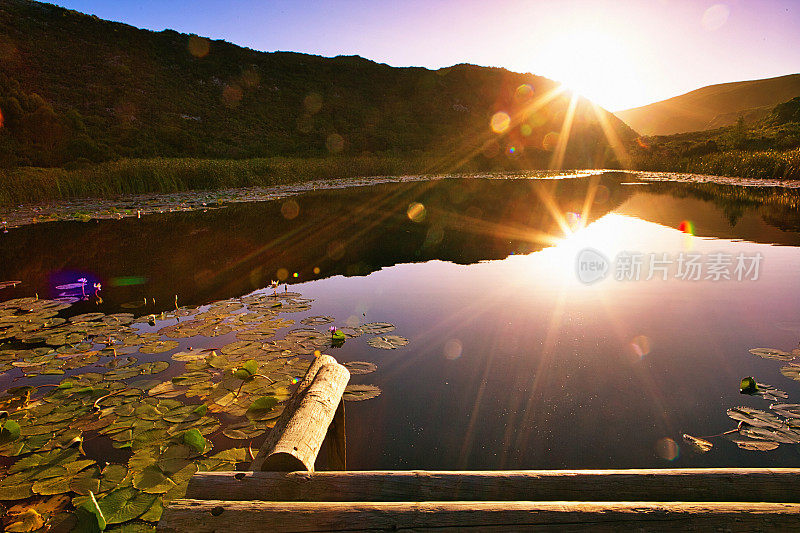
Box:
[250, 354, 349, 472]
[156, 500, 800, 533]
[185, 468, 800, 503]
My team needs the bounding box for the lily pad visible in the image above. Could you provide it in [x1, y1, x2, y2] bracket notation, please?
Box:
[300, 316, 334, 326]
[367, 335, 409, 349]
[343, 361, 377, 375]
[98, 486, 157, 524]
[749, 348, 794, 361]
[682, 434, 713, 453]
[343, 384, 382, 402]
[360, 322, 395, 334]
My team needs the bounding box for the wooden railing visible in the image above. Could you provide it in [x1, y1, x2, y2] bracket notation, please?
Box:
[157, 355, 800, 532]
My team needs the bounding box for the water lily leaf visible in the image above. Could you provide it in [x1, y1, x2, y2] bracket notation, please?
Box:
[749, 348, 794, 361]
[780, 365, 800, 381]
[139, 341, 179, 354]
[770, 403, 800, 419]
[171, 371, 210, 386]
[739, 377, 758, 394]
[246, 396, 278, 421]
[171, 350, 211, 362]
[197, 448, 247, 471]
[70, 465, 102, 495]
[5, 508, 45, 532]
[727, 406, 785, 429]
[739, 425, 800, 444]
[343, 361, 377, 375]
[98, 486, 157, 524]
[0, 419, 21, 444]
[360, 322, 395, 334]
[682, 434, 713, 453]
[138, 497, 163, 522]
[99, 464, 129, 493]
[77, 490, 107, 531]
[221, 422, 268, 440]
[300, 315, 334, 326]
[182, 429, 206, 454]
[367, 335, 409, 349]
[0, 472, 35, 500]
[729, 437, 780, 451]
[343, 384, 382, 402]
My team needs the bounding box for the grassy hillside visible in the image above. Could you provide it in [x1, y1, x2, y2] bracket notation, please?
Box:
[615, 74, 800, 136]
[631, 97, 800, 179]
[0, 0, 632, 179]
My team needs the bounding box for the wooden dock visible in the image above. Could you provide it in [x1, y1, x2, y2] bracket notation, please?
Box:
[157, 355, 800, 532]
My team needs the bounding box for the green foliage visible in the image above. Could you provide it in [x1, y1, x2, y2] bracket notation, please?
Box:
[632, 96, 800, 180]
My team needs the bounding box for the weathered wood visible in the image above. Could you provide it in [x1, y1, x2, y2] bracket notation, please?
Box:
[323, 399, 346, 470]
[157, 500, 800, 532]
[250, 354, 344, 471]
[255, 359, 349, 471]
[185, 468, 800, 503]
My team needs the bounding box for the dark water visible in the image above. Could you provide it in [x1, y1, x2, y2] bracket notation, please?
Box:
[2, 172, 800, 470]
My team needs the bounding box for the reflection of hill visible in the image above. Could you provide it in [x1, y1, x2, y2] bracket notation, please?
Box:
[0, 177, 630, 313]
[614, 182, 800, 246]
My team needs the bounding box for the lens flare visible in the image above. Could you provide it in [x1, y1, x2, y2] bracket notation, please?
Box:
[280, 199, 300, 220]
[276, 268, 289, 281]
[304, 93, 323, 114]
[678, 220, 695, 235]
[443, 339, 463, 360]
[187, 35, 210, 58]
[407, 202, 426, 222]
[514, 84, 534, 101]
[655, 437, 679, 461]
[490, 111, 511, 134]
[520, 124, 532, 136]
[326, 133, 344, 153]
[630, 335, 651, 358]
[543, 131, 559, 151]
[222, 85, 243, 107]
[702, 4, 730, 31]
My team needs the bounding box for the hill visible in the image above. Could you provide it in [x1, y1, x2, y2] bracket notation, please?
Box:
[631, 96, 800, 179]
[615, 74, 800, 136]
[0, 0, 633, 173]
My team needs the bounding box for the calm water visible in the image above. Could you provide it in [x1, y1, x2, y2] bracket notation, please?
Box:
[2, 172, 800, 470]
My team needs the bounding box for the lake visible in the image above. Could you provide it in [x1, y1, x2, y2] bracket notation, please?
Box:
[2, 171, 800, 484]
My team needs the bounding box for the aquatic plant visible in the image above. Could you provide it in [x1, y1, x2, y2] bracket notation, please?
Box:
[0, 286, 402, 531]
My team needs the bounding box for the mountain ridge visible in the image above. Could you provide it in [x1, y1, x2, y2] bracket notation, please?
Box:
[0, 0, 633, 171]
[615, 73, 800, 136]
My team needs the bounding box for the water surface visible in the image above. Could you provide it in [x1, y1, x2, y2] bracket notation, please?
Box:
[2, 172, 800, 470]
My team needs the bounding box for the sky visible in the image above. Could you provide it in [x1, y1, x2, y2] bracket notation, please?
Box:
[49, 0, 800, 111]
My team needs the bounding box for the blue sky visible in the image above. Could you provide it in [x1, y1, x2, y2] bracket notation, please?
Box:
[48, 0, 800, 110]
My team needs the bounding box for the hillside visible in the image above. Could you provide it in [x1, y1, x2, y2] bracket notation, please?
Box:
[630, 96, 800, 179]
[615, 74, 800, 136]
[0, 0, 633, 172]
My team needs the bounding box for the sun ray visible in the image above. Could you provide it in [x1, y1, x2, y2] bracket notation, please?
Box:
[589, 100, 632, 169]
[549, 90, 580, 170]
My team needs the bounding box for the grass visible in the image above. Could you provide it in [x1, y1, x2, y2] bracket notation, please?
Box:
[0, 155, 443, 206]
[634, 147, 800, 180]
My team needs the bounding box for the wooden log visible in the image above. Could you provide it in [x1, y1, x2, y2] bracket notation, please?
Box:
[185, 468, 800, 503]
[250, 354, 339, 471]
[253, 357, 349, 471]
[157, 500, 800, 533]
[323, 399, 346, 470]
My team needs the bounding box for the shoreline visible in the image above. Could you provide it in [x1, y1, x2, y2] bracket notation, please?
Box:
[1, 169, 799, 230]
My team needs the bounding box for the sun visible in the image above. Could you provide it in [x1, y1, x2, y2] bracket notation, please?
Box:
[536, 28, 642, 112]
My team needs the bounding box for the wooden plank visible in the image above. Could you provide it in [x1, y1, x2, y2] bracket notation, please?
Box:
[157, 500, 800, 532]
[185, 468, 800, 503]
[250, 354, 346, 471]
[258, 361, 349, 471]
